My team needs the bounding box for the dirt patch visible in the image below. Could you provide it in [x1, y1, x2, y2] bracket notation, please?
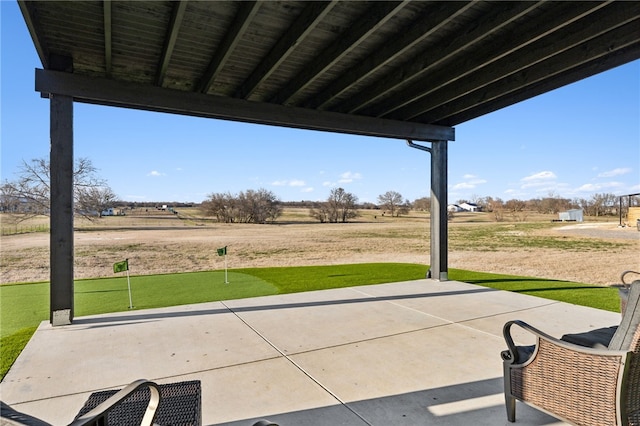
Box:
[1, 218, 638, 286]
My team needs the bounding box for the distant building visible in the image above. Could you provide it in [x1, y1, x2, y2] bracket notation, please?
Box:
[459, 202, 481, 212]
[448, 202, 481, 213]
[558, 209, 583, 222]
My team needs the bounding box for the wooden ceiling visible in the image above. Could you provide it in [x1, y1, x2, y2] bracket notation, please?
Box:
[19, 1, 640, 140]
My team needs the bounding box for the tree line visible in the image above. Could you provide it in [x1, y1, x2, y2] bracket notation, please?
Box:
[199, 188, 415, 224]
[460, 193, 638, 221]
[2, 157, 637, 225]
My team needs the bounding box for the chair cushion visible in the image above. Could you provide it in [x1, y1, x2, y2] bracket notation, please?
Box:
[561, 326, 618, 349]
[516, 345, 535, 363]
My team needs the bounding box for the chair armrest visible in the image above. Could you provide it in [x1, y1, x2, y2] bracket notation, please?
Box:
[502, 320, 631, 426]
[1, 402, 52, 426]
[502, 320, 625, 364]
[69, 380, 161, 426]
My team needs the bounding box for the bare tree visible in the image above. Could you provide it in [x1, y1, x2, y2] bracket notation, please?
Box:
[377, 190, 404, 217]
[309, 202, 331, 223]
[238, 188, 282, 224]
[328, 187, 359, 223]
[490, 197, 505, 221]
[202, 188, 282, 224]
[477, 196, 502, 213]
[533, 191, 573, 214]
[1, 157, 115, 221]
[589, 193, 617, 217]
[201, 192, 237, 223]
[76, 186, 118, 217]
[413, 197, 430, 212]
[505, 199, 528, 222]
[310, 188, 359, 223]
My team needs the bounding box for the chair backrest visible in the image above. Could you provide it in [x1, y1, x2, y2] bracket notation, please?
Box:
[609, 281, 640, 352]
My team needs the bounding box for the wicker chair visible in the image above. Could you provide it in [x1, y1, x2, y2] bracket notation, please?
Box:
[2, 379, 278, 426]
[501, 280, 640, 425]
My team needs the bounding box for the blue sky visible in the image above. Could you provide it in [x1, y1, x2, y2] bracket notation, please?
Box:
[2, 2, 639, 204]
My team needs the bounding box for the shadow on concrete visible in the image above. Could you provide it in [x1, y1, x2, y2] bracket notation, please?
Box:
[72, 286, 498, 330]
[217, 377, 560, 426]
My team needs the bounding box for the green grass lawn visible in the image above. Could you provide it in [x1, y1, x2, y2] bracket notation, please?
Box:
[1, 263, 622, 380]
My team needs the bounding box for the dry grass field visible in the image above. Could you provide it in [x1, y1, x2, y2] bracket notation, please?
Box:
[1, 208, 638, 285]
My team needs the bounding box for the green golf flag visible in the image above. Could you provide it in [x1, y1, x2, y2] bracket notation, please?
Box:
[113, 259, 129, 273]
[217, 246, 227, 256]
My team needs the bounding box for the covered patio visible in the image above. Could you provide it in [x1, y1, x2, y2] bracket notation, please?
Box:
[16, 0, 640, 325]
[2, 279, 621, 425]
[7, 1, 640, 424]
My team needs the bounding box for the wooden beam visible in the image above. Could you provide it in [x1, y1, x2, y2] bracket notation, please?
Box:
[234, 1, 337, 100]
[103, 0, 112, 77]
[196, 1, 261, 94]
[156, 0, 188, 87]
[269, 1, 409, 106]
[18, 1, 49, 68]
[35, 69, 454, 142]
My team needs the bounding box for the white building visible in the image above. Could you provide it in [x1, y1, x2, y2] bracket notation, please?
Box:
[459, 202, 481, 212]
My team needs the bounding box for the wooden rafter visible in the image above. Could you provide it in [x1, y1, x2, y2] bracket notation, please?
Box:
[196, 1, 261, 94]
[269, 1, 409, 105]
[156, 0, 188, 87]
[234, 1, 338, 100]
[381, 1, 610, 121]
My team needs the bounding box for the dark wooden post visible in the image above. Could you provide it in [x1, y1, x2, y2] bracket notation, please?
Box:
[49, 94, 74, 325]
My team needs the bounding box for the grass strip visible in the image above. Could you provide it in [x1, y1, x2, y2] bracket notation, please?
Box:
[449, 269, 621, 312]
[1, 327, 38, 381]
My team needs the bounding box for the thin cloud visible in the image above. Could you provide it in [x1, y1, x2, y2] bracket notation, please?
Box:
[520, 171, 557, 189]
[147, 170, 165, 177]
[272, 179, 306, 187]
[597, 168, 632, 178]
[521, 171, 556, 182]
[452, 175, 487, 190]
[575, 182, 624, 192]
[453, 182, 476, 190]
[338, 171, 362, 183]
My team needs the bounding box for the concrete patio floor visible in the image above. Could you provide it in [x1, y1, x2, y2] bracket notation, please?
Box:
[2, 279, 621, 425]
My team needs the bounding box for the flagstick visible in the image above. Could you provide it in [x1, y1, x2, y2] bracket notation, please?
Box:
[224, 253, 229, 284]
[126, 269, 133, 309]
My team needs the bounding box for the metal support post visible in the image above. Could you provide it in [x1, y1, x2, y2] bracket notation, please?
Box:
[50, 94, 75, 325]
[430, 140, 448, 281]
[407, 140, 448, 281]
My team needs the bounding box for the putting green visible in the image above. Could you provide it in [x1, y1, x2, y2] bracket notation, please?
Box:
[1, 271, 278, 338]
